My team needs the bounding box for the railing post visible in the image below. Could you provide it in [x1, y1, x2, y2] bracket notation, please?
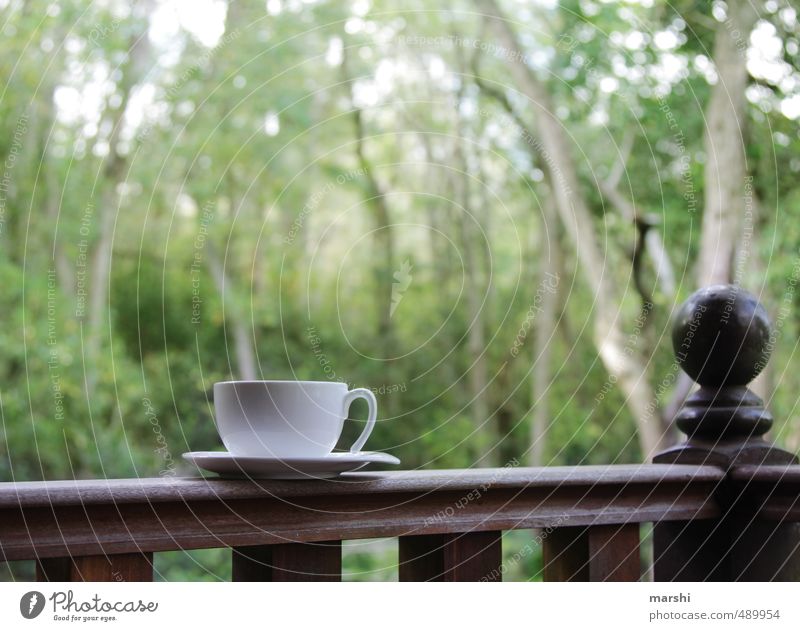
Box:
[231, 542, 341, 581]
[653, 285, 800, 581]
[542, 525, 640, 581]
[398, 532, 502, 581]
[36, 553, 153, 581]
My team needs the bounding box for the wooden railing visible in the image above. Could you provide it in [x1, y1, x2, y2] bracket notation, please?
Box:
[0, 464, 724, 581]
[0, 461, 798, 581]
[1, 284, 799, 581]
[0, 462, 799, 581]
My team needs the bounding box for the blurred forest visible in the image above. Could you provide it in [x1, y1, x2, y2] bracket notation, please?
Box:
[1, 0, 800, 578]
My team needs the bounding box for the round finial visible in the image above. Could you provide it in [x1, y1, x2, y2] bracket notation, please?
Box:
[672, 284, 772, 387]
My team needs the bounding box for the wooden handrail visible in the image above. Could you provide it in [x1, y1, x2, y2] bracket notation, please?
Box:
[0, 464, 727, 581]
[3, 462, 799, 581]
[729, 465, 800, 485]
[0, 464, 725, 561]
[0, 464, 725, 507]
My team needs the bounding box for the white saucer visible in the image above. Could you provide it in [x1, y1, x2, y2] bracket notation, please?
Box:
[182, 451, 400, 479]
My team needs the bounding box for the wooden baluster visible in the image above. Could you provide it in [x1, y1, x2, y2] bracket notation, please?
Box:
[587, 524, 640, 581]
[399, 531, 502, 581]
[36, 557, 72, 581]
[232, 541, 341, 581]
[232, 545, 273, 582]
[37, 553, 153, 581]
[542, 527, 589, 581]
[543, 525, 640, 581]
[398, 535, 444, 581]
[443, 531, 502, 581]
[272, 541, 341, 581]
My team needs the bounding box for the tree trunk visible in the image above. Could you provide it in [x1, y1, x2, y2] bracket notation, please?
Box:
[479, 0, 668, 457]
[355, 123, 394, 346]
[529, 190, 561, 466]
[44, 156, 73, 293]
[341, 50, 395, 357]
[85, 193, 115, 397]
[452, 138, 494, 465]
[697, 3, 758, 287]
[744, 193, 771, 401]
[84, 25, 153, 401]
[448, 45, 496, 465]
[185, 2, 262, 384]
[206, 241, 259, 381]
[32, 24, 73, 293]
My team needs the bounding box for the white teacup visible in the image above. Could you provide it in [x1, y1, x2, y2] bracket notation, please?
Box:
[213, 380, 377, 459]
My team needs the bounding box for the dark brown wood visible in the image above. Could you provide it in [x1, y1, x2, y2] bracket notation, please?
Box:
[232, 542, 342, 581]
[725, 521, 800, 581]
[543, 524, 640, 581]
[37, 553, 153, 581]
[398, 532, 502, 581]
[730, 465, 800, 485]
[654, 520, 721, 581]
[0, 466, 723, 562]
[0, 465, 725, 508]
[542, 527, 589, 581]
[442, 531, 502, 581]
[654, 285, 800, 582]
[587, 524, 640, 581]
[657, 286, 796, 469]
[654, 517, 800, 581]
[728, 464, 800, 522]
[398, 535, 444, 581]
[232, 545, 273, 581]
[36, 557, 71, 581]
[270, 541, 341, 581]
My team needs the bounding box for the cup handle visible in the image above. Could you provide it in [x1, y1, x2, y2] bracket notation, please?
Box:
[342, 388, 378, 454]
